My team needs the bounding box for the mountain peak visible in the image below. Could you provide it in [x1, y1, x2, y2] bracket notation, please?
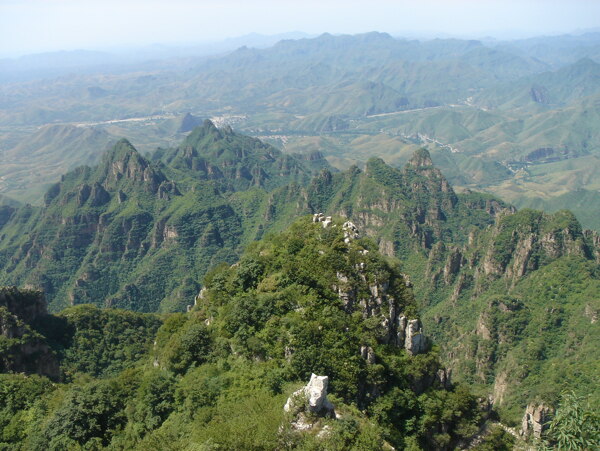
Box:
[107, 138, 137, 156]
[407, 148, 434, 168]
[177, 113, 203, 133]
[160, 123, 328, 191]
[98, 139, 165, 192]
[201, 118, 218, 131]
[182, 120, 222, 148]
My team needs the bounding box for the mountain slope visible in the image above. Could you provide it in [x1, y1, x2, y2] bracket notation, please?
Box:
[474, 58, 600, 110]
[154, 119, 328, 191]
[0, 221, 487, 450]
[0, 124, 116, 203]
[0, 125, 330, 312]
[0, 130, 598, 435]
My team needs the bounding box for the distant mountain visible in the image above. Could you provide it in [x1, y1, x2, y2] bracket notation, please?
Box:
[155, 119, 329, 191]
[5, 124, 114, 165]
[175, 112, 203, 133]
[0, 114, 211, 204]
[0, 194, 20, 207]
[0, 125, 116, 202]
[2, 31, 600, 235]
[181, 32, 548, 115]
[0, 124, 116, 203]
[0, 50, 122, 83]
[474, 57, 600, 109]
[495, 32, 600, 68]
[515, 188, 600, 230]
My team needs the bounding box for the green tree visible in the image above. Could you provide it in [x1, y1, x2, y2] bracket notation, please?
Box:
[42, 379, 126, 447]
[541, 391, 600, 450]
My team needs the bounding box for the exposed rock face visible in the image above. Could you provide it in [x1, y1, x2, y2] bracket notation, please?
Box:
[285, 374, 335, 415]
[443, 247, 464, 284]
[284, 374, 336, 431]
[0, 205, 16, 231]
[585, 303, 599, 324]
[100, 139, 167, 193]
[378, 239, 395, 257]
[334, 271, 426, 355]
[0, 287, 59, 379]
[584, 230, 600, 263]
[360, 345, 376, 364]
[0, 286, 47, 323]
[530, 85, 549, 104]
[342, 221, 360, 243]
[481, 210, 592, 284]
[329, 220, 427, 355]
[521, 404, 553, 439]
[436, 368, 452, 390]
[404, 318, 427, 355]
[77, 183, 92, 206]
[89, 182, 111, 206]
[313, 212, 332, 228]
[157, 181, 180, 201]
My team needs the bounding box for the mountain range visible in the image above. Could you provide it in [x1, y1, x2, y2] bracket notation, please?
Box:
[1, 30, 600, 448]
[0, 123, 598, 437]
[2, 31, 600, 231]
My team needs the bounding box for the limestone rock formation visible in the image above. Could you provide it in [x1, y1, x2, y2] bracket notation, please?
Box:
[284, 373, 336, 431]
[313, 213, 333, 228]
[521, 403, 553, 439]
[157, 180, 180, 201]
[443, 247, 464, 284]
[404, 318, 427, 355]
[329, 224, 428, 356]
[436, 368, 453, 390]
[360, 345, 376, 364]
[0, 286, 47, 323]
[530, 85, 549, 104]
[481, 210, 591, 284]
[0, 287, 59, 379]
[342, 221, 360, 243]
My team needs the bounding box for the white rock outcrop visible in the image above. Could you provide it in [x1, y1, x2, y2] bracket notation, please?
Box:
[283, 374, 337, 432]
[404, 319, 427, 355]
[312, 213, 333, 228]
[342, 221, 360, 243]
[284, 373, 335, 416]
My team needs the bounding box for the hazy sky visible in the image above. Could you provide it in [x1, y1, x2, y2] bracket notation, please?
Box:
[1, 0, 599, 56]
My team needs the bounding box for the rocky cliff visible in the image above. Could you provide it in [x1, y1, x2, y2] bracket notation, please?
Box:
[0, 287, 59, 379]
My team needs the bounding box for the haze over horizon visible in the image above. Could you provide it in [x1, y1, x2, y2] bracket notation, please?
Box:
[1, 0, 599, 57]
